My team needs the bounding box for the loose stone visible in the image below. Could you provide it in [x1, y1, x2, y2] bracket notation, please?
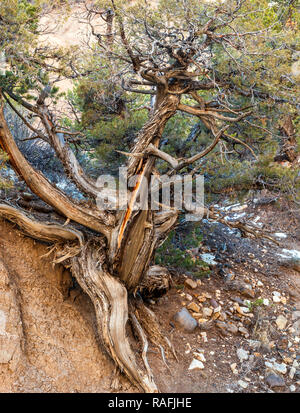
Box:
[187, 302, 200, 313]
[265, 373, 285, 389]
[202, 307, 213, 318]
[230, 363, 238, 375]
[188, 359, 205, 370]
[236, 348, 249, 363]
[238, 380, 248, 389]
[184, 278, 198, 290]
[173, 308, 198, 333]
[276, 315, 288, 330]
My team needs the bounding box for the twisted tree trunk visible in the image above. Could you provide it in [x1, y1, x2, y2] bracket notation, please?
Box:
[0, 92, 179, 392]
[0, 79, 265, 391]
[70, 239, 159, 393]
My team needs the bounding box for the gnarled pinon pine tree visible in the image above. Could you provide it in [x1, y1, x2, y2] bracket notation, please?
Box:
[0, 0, 298, 392]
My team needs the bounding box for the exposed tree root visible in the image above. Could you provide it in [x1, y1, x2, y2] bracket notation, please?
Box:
[0, 203, 84, 245]
[129, 297, 178, 384]
[133, 296, 178, 362]
[0, 204, 176, 392]
[110, 365, 122, 392]
[70, 240, 159, 393]
[130, 312, 154, 382]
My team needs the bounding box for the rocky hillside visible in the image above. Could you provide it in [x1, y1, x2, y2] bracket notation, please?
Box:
[0, 193, 299, 393]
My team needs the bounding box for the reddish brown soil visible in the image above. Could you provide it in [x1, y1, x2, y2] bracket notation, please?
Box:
[0, 197, 299, 393]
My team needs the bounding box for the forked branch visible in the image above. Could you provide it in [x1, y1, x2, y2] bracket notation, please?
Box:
[119, 126, 229, 172]
[0, 95, 111, 238]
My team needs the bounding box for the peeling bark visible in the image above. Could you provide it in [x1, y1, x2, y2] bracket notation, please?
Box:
[0, 203, 84, 244]
[127, 94, 180, 177]
[70, 240, 158, 393]
[0, 90, 181, 392]
[107, 94, 180, 291]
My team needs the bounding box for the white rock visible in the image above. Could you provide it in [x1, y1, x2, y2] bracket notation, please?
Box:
[248, 340, 261, 349]
[290, 385, 296, 392]
[276, 315, 288, 330]
[263, 298, 270, 306]
[265, 361, 274, 370]
[200, 332, 208, 343]
[200, 253, 217, 266]
[274, 233, 287, 239]
[280, 249, 300, 259]
[202, 308, 213, 318]
[265, 361, 287, 375]
[238, 380, 248, 389]
[230, 204, 248, 212]
[273, 296, 281, 303]
[237, 348, 249, 363]
[272, 291, 281, 297]
[230, 363, 238, 375]
[188, 359, 205, 370]
[251, 217, 264, 227]
[289, 327, 296, 334]
[223, 203, 240, 211]
[257, 281, 264, 287]
[230, 212, 246, 220]
[289, 367, 296, 379]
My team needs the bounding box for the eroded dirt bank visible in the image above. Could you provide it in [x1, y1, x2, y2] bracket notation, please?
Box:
[0, 218, 135, 393]
[0, 196, 299, 393]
